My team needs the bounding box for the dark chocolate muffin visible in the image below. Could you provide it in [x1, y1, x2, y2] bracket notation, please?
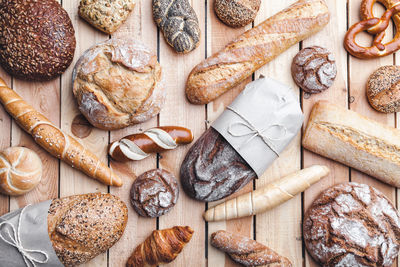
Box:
[303, 182, 400, 267]
[0, 0, 76, 81]
[130, 169, 179, 218]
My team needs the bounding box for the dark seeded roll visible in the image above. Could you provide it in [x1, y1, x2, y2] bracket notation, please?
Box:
[0, 0, 76, 81]
[214, 0, 261, 28]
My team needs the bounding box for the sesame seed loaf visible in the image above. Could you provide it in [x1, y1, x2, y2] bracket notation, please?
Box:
[79, 0, 136, 34]
[0, 0, 76, 81]
[48, 193, 128, 266]
[214, 0, 261, 28]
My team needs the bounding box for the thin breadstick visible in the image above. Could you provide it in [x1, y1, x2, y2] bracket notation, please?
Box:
[203, 165, 330, 222]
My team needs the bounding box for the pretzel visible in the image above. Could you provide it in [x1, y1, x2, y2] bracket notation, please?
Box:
[344, 0, 400, 59]
[108, 126, 194, 162]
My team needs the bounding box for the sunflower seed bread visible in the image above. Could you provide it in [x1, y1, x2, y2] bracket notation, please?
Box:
[214, 0, 261, 28]
[79, 0, 136, 34]
[48, 193, 128, 266]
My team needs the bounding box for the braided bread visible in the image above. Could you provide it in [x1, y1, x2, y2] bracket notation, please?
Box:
[0, 78, 122, 186]
[126, 226, 194, 267]
[211, 230, 292, 266]
[152, 0, 201, 53]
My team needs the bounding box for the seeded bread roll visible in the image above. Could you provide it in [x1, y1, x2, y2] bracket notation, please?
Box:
[214, 0, 261, 28]
[304, 182, 400, 266]
[0, 0, 76, 81]
[79, 0, 136, 34]
[48, 193, 128, 266]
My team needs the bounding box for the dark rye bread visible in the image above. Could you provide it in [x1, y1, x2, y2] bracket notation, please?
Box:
[180, 127, 256, 202]
[48, 193, 128, 266]
[214, 0, 261, 28]
[303, 182, 400, 267]
[0, 0, 76, 81]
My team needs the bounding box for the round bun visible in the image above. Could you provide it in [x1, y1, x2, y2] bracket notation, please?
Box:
[0, 0, 76, 81]
[73, 38, 165, 130]
[214, 0, 261, 28]
[291, 46, 337, 94]
[130, 169, 179, 218]
[303, 182, 400, 267]
[0, 147, 43, 196]
[367, 65, 400, 113]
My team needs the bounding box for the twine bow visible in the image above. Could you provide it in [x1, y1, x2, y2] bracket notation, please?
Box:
[227, 106, 287, 156]
[0, 205, 49, 267]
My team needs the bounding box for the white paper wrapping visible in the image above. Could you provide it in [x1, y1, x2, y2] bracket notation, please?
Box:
[0, 201, 63, 267]
[212, 77, 304, 177]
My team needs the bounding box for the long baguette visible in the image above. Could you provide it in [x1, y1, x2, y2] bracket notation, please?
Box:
[203, 165, 329, 222]
[185, 0, 330, 104]
[303, 100, 400, 188]
[0, 78, 122, 186]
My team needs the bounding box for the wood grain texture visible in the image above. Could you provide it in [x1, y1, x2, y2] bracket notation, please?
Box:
[303, 0, 349, 266]
[206, 0, 253, 266]
[157, 1, 206, 266]
[109, 1, 158, 266]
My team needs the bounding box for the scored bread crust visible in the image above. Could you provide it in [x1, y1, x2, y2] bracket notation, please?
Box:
[303, 100, 400, 187]
[48, 193, 128, 266]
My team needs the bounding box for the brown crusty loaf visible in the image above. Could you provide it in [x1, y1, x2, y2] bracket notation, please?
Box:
[303, 100, 400, 188]
[79, 0, 136, 34]
[0, 78, 123, 187]
[0, 0, 76, 81]
[211, 230, 292, 266]
[214, 0, 261, 28]
[126, 226, 194, 267]
[73, 38, 165, 130]
[48, 193, 128, 266]
[303, 182, 400, 266]
[186, 0, 330, 104]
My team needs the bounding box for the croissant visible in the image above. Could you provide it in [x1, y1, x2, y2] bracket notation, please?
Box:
[0, 78, 122, 186]
[126, 226, 194, 267]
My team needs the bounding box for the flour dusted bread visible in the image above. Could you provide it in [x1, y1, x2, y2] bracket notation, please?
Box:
[303, 101, 400, 187]
[303, 182, 400, 266]
[48, 193, 128, 266]
[73, 38, 165, 130]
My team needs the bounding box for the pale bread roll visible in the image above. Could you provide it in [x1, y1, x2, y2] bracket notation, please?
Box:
[0, 147, 42, 196]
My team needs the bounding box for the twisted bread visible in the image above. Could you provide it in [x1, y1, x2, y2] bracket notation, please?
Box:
[211, 230, 292, 266]
[126, 226, 194, 267]
[0, 78, 122, 186]
[152, 0, 201, 53]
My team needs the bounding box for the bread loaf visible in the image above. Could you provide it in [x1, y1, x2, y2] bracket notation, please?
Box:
[0, 78, 123, 186]
[48, 193, 128, 266]
[214, 0, 261, 28]
[0, 147, 42, 196]
[186, 0, 330, 104]
[303, 101, 400, 187]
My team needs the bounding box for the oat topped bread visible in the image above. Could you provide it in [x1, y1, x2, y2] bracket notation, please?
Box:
[0, 0, 76, 81]
[48, 193, 128, 266]
[303, 182, 400, 267]
[79, 0, 136, 34]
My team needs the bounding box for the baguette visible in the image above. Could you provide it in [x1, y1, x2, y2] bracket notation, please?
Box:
[204, 165, 329, 222]
[303, 101, 400, 187]
[0, 78, 122, 186]
[186, 0, 330, 104]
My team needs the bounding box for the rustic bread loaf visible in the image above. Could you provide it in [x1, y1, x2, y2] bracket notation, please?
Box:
[367, 65, 400, 113]
[214, 0, 261, 28]
[304, 182, 400, 266]
[303, 100, 400, 188]
[186, 0, 330, 104]
[0, 147, 42, 196]
[180, 127, 257, 202]
[79, 0, 136, 34]
[130, 169, 179, 218]
[153, 0, 201, 53]
[0, 0, 76, 81]
[73, 38, 165, 130]
[48, 193, 128, 266]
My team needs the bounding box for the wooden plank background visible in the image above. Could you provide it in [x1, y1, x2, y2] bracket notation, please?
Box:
[0, 0, 399, 266]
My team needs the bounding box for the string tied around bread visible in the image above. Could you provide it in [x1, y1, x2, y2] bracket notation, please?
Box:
[0, 205, 49, 267]
[227, 106, 287, 156]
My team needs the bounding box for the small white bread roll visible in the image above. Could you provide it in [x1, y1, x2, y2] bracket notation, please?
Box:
[0, 147, 42, 196]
